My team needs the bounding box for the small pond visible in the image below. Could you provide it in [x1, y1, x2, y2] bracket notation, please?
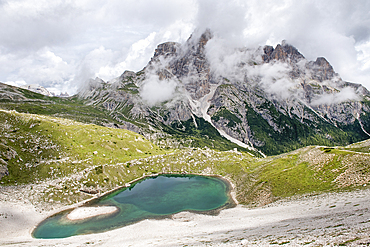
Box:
[33, 174, 234, 238]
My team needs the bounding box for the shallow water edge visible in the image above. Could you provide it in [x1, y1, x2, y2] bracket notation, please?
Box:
[32, 173, 237, 238]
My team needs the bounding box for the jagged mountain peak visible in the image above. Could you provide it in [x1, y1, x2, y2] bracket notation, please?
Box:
[151, 42, 181, 64]
[262, 41, 305, 63]
[306, 57, 338, 82]
[152, 28, 213, 62]
[147, 35, 346, 102]
[75, 30, 370, 155]
[17, 84, 69, 97]
[119, 70, 136, 81]
[186, 28, 213, 46]
[77, 77, 106, 98]
[145, 29, 213, 100]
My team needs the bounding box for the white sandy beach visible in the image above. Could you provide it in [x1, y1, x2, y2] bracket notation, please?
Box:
[67, 206, 119, 221]
[1, 188, 370, 246]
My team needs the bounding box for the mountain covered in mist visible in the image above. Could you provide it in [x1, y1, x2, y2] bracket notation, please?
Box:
[74, 30, 370, 156]
[2, 30, 370, 156]
[20, 85, 69, 97]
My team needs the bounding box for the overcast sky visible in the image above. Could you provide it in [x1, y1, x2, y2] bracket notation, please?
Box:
[1, 0, 370, 95]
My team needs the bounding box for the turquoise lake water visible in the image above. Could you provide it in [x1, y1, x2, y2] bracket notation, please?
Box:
[32, 174, 232, 239]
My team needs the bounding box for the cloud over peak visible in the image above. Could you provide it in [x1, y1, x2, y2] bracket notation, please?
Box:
[1, 0, 370, 95]
[140, 74, 178, 106]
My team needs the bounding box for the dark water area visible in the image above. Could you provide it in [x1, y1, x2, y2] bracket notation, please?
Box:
[33, 174, 233, 239]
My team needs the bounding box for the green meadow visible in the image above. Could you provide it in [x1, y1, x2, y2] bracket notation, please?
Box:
[1, 109, 369, 206]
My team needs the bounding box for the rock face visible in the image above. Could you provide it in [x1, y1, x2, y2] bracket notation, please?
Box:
[263, 41, 305, 63]
[0, 159, 9, 179]
[307, 57, 337, 82]
[78, 30, 370, 155]
[146, 29, 213, 100]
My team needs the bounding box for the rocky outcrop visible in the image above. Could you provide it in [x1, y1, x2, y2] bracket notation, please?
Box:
[0, 82, 30, 101]
[172, 32, 213, 99]
[305, 57, 338, 82]
[262, 41, 305, 63]
[119, 70, 136, 81]
[153, 42, 180, 59]
[0, 158, 9, 179]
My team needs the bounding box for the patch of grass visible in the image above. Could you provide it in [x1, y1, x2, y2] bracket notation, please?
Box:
[234, 144, 370, 204]
[211, 106, 242, 128]
[341, 139, 370, 153]
[121, 83, 139, 94]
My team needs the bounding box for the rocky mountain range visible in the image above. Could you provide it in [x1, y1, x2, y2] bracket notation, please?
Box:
[74, 29, 370, 156]
[0, 30, 369, 156]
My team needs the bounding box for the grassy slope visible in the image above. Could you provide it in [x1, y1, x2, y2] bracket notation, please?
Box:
[0, 84, 118, 126]
[0, 109, 166, 203]
[240, 144, 370, 206]
[1, 108, 369, 207]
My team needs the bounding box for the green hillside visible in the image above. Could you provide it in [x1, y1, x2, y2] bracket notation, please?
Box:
[0, 109, 166, 200]
[1, 108, 369, 207]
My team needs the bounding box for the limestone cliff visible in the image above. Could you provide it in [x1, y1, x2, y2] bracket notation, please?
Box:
[77, 30, 370, 155]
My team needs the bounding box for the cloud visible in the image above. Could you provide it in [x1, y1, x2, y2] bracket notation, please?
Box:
[205, 38, 299, 100]
[248, 62, 297, 99]
[73, 46, 122, 90]
[0, 0, 82, 51]
[205, 39, 243, 77]
[1, 0, 370, 96]
[194, 0, 248, 48]
[0, 0, 196, 52]
[140, 74, 178, 106]
[311, 87, 361, 105]
[1, 48, 74, 93]
[242, 0, 370, 89]
[0, 0, 196, 95]
[87, 20, 195, 89]
[3, 80, 26, 88]
[199, 0, 370, 92]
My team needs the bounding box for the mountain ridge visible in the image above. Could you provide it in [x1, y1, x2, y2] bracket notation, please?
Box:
[1, 29, 369, 156]
[75, 30, 370, 155]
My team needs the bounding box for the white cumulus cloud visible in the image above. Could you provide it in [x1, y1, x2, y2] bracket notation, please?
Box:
[140, 75, 178, 106]
[311, 87, 361, 106]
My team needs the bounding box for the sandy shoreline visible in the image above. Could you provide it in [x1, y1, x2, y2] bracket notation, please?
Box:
[66, 206, 119, 221]
[1, 188, 370, 246]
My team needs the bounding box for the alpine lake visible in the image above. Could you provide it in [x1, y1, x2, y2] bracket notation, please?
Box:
[33, 174, 235, 238]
